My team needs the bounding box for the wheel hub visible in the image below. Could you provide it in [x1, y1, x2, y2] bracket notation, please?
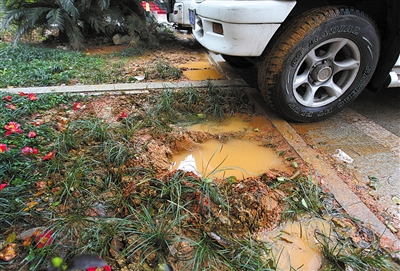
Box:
[311, 63, 332, 82]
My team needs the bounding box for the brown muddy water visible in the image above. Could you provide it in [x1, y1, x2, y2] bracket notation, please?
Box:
[178, 61, 224, 80]
[257, 217, 331, 271]
[172, 116, 287, 178]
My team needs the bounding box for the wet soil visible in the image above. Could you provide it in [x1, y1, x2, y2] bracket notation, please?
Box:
[84, 31, 220, 82]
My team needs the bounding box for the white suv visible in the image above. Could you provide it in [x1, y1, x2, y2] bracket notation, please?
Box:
[166, 0, 192, 30]
[189, 0, 400, 122]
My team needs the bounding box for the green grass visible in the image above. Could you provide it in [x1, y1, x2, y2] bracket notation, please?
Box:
[316, 230, 397, 271]
[0, 42, 181, 88]
[144, 60, 182, 80]
[277, 177, 333, 220]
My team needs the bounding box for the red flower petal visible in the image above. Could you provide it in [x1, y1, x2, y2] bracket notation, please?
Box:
[73, 102, 84, 110]
[28, 93, 38, 101]
[0, 183, 7, 192]
[4, 122, 22, 135]
[117, 112, 128, 120]
[2, 95, 12, 102]
[35, 230, 53, 248]
[0, 144, 10, 153]
[31, 120, 44, 126]
[42, 150, 57, 161]
[6, 104, 17, 110]
[21, 147, 39, 156]
[28, 131, 37, 138]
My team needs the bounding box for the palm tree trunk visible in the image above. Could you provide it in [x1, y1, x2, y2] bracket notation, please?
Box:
[0, 0, 7, 25]
[0, 0, 5, 27]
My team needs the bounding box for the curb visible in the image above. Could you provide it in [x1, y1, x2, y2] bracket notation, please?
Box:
[0, 49, 247, 95]
[0, 79, 249, 95]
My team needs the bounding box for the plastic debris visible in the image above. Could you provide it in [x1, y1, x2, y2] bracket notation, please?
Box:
[332, 149, 354, 163]
[177, 154, 200, 176]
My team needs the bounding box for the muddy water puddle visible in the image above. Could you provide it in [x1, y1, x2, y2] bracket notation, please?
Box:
[172, 116, 287, 179]
[172, 138, 286, 178]
[178, 61, 224, 80]
[257, 217, 331, 271]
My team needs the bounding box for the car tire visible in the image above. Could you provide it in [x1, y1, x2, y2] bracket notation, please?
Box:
[257, 6, 380, 122]
[165, 0, 176, 21]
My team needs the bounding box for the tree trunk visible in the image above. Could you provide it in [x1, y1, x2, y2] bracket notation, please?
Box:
[0, 0, 5, 27]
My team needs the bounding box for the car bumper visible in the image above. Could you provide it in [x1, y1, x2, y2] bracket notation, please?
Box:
[191, 0, 296, 56]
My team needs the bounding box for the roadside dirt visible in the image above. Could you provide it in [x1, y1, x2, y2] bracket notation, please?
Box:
[84, 31, 215, 82]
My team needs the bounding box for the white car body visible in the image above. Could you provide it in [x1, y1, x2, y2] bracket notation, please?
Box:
[189, 0, 400, 88]
[190, 0, 295, 56]
[168, 0, 192, 29]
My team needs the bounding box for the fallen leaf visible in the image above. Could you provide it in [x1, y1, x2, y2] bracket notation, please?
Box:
[35, 181, 48, 190]
[368, 176, 379, 182]
[226, 176, 237, 184]
[31, 119, 44, 126]
[5, 232, 16, 245]
[392, 196, 400, 205]
[22, 229, 42, 247]
[280, 236, 294, 244]
[386, 222, 398, 233]
[0, 243, 18, 261]
[17, 227, 43, 241]
[22, 235, 33, 247]
[277, 177, 285, 182]
[23, 201, 38, 211]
